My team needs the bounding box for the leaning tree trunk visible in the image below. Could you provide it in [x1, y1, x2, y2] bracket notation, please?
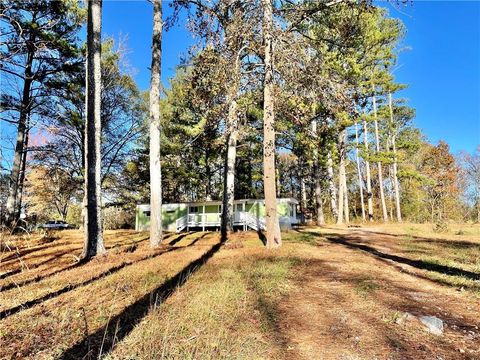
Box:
[312, 120, 325, 225]
[354, 122, 366, 221]
[363, 119, 374, 221]
[5, 48, 34, 226]
[372, 91, 388, 222]
[336, 129, 347, 225]
[327, 150, 338, 221]
[82, 0, 105, 259]
[262, 0, 281, 248]
[149, 0, 163, 247]
[388, 92, 402, 222]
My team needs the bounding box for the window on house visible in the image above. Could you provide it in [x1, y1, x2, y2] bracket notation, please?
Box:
[166, 209, 175, 214]
[290, 205, 295, 217]
[144, 211, 151, 217]
[189, 206, 199, 213]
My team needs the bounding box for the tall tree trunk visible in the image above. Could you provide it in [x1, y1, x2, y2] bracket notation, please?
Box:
[15, 118, 29, 220]
[372, 90, 388, 221]
[262, 0, 281, 248]
[388, 92, 402, 222]
[276, 168, 281, 197]
[221, 97, 238, 240]
[149, 0, 163, 246]
[327, 150, 338, 221]
[336, 129, 346, 224]
[82, 0, 105, 259]
[312, 120, 325, 225]
[221, 44, 242, 240]
[354, 123, 366, 221]
[343, 171, 349, 223]
[5, 47, 34, 226]
[205, 149, 212, 200]
[300, 175, 307, 218]
[363, 119, 374, 221]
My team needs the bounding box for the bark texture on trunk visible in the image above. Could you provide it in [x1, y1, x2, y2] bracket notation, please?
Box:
[83, 0, 105, 259]
[312, 121, 325, 225]
[327, 150, 338, 221]
[15, 120, 29, 219]
[262, 0, 281, 248]
[149, 0, 163, 247]
[372, 91, 388, 222]
[363, 119, 374, 221]
[388, 93, 402, 222]
[221, 42, 242, 241]
[354, 123, 366, 221]
[336, 129, 347, 224]
[300, 176, 307, 217]
[221, 97, 238, 240]
[343, 171, 349, 223]
[5, 47, 34, 226]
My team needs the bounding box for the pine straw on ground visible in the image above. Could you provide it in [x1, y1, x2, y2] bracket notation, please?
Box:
[1, 224, 479, 360]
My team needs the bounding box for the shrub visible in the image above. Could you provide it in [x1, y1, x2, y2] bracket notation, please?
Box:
[103, 206, 134, 230]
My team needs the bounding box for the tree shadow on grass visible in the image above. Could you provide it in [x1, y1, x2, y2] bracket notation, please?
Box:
[257, 230, 267, 245]
[313, 232, 480, 281]
[0, 248, 79, 287]
[1, 235, 154, 292]
[351, 229, 480, 250]
[58, 240, 223, 360]
[0, 234, 209, 320]
[168, 232, 193, 246]
[187, 233, 209, 247]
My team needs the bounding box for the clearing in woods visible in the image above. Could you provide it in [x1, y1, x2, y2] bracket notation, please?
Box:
[0, 223, 479, 359]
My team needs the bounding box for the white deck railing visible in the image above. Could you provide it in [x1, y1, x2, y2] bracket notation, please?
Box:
[175, 211, 296, 232]
[187, 213, 222, 227]
[175, 215, 187, 232]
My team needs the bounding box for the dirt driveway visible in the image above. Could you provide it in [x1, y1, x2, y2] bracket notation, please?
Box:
[277, 229, 480, 360]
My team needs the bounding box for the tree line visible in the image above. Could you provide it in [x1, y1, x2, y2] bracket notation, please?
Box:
[1, 1, 478, 259]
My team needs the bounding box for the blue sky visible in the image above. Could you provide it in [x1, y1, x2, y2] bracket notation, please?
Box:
[102, 0, 480, 154]
[1, 0, 478, 171]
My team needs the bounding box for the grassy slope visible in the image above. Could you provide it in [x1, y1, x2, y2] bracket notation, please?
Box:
[1, 224, 479, 359]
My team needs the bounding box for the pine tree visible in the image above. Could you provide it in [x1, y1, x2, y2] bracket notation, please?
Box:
[1, 0, 82, 227]
[149, 0, 163, 247]
[83, 0, 105, 259]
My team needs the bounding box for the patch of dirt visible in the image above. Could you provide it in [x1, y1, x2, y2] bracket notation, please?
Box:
[275, 230, 480, 360]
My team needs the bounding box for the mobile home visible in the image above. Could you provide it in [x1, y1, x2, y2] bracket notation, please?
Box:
[135, 198, 299, 232]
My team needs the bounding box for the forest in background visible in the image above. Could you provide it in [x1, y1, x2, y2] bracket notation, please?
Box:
[1, 0, 479, 235]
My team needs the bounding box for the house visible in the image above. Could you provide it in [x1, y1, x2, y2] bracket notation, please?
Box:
[135, 198, 299, 233]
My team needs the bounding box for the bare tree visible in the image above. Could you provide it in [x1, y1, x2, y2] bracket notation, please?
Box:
[149, 0, 163, 247]
[82, 0, 105, 259]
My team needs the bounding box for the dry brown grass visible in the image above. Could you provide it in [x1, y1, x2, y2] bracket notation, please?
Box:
[0, 230, 220, 359]
[1, 225, 479, 360]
